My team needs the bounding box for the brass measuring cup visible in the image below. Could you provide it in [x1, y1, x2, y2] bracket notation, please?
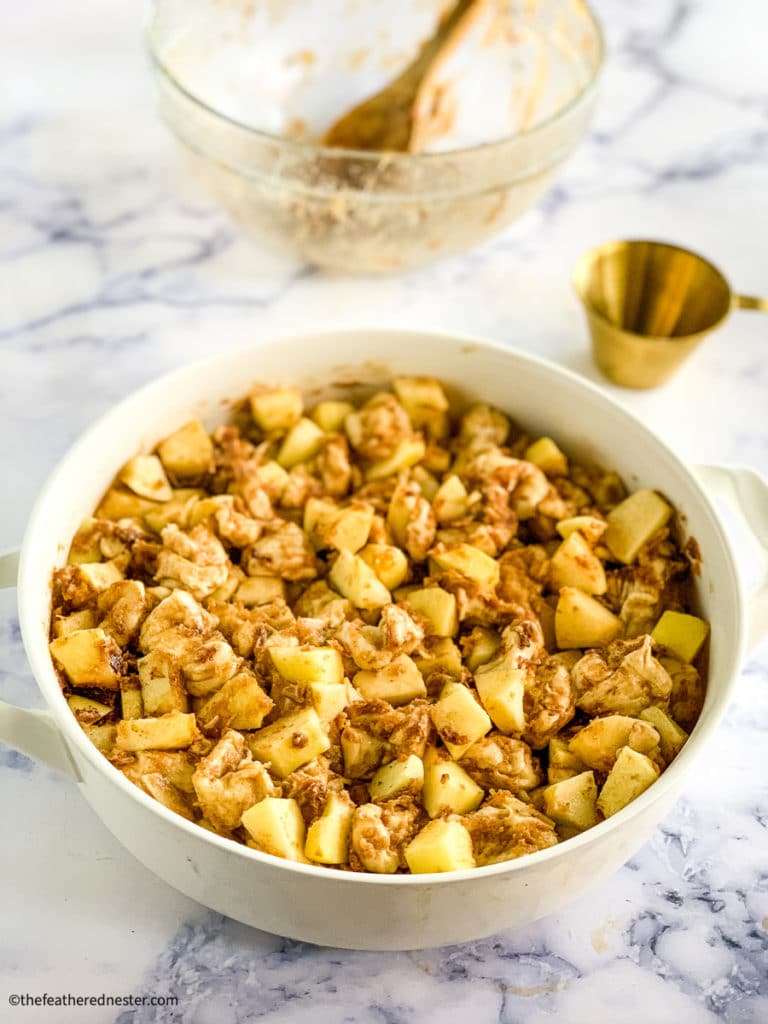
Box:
[573, 239, 767, 388]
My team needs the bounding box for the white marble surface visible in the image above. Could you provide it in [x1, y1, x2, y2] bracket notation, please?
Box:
[2, 1, 767, 1020]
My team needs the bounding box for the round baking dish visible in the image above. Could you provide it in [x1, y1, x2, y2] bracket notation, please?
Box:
[1, 329, 766, 949]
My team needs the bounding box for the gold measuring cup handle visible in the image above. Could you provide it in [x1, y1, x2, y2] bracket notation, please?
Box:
[734, 294, 768, 313]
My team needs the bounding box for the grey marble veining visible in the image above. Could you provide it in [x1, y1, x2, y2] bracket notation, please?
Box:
[1, 0, 767, 1021]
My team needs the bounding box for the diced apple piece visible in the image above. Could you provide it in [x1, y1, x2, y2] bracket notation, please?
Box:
[414, 637, 463, 679]
[432, 475, 469, 523]
[405, 587, 458, 637]
[242, 797, 308, 862]
[52, 609, 98, 638]
[67, 519, 104, 564]
[96, 488, 159, 521]
[310, 400, 356, 433]
[252, 460, 289, 500]
[639, 706, 688, 762]
[604, 489, 673, 564]
[49, 628, 122, 688]
[651, 611, 709, 664]
[308, 680, 350, 724]
[550, 531, 607, 595]
[316, 505, 374, 554]
[524, 437, 568, 476]
[358, 544, 409, 590]
[547, 736, 588, 784]
[354, 654, 426, 706]
[76, 561, 125, 596]
[143, 488, 203, 533]
[431, 544, 499, 588]
[569, 715, 660, 772]
[157, 420, 213, 480]
[120, 681, 144, 721]
[304, 791, 355, 864]
[341, 727, 387, 779]
[543, 771, 599, 831]
[463, 628, 502, 671]
[422, 749, 484, 817]
[556, 516, 607, 546]
[328, 550, 391, 610]
[392, 376, 449, 423]
[250, 387, 303, 432]
[369, 754, 424, 802]
[597, 746, 660, 817]
[277, 417, 324, 469]
[67, 694, 112, 725]
[474, 652, 526, 734]
[303, 497, 338, 537]
[137, 651, 189, 715]
[411, 465, 440, 501]
[120, 454, 172, 502]
[84, 723, 117, 754]
[269, 645, 344, 685]
[248, 708, 330, 778]
[405, 819, 475, 873]
[236, 575, 285, 606]
[116, 711, 199, 751]
[364, 437, 426, 482]
[196, 671, 273, 730]
[431, 682, 492, 760]
[555, 587, 623, 649]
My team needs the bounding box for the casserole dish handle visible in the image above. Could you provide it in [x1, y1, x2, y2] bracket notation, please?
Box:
[0, 549, 80, 779]
[695, 465, 768, 651]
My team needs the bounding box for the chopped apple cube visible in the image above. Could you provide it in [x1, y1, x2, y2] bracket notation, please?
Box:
[269, 645, 344, 685]
[597, 746, 660, 817]
[116, 711, 199, 751]
[307, 680, 350, 724]
[547, 736, 588, 784]
[157, 420, 213, 480]
[422, 749, 484, 817]
[341, 727, 387, 779]
[67, 694, 112, 725]
[143, 488, 203, 533]
[555, 587, 623, 649]
[249, 386, 303, 432]
[525, 437, 568, 476]
[196, 671, 273, 730]
[405, 587, 458, 637]
[651, 610, 709, 663]
[120, 682, 144, 721]
[550, 531, 607, 595]
[392, 376, 449, 421]
[569, 715, 660, 772]
[315, 505, 374, 554]
[556, 516, 607, 545]
[354, 654, 426, 706]
[462, 628, 502, 671]
[95, 488, 159, 521]
[247, 708, 330, 778]
[310, 399, 356, 433]
[432, 475, 469, 523]
[431, 544, 499, 588]
[242, 796, 308, 862]
[639, 706, 688, 762]
[405, 819, 476, 873]
[236, 575, 285, 606]
[411, 465, 440, 501]
[49, 628, 122, 688]
[304, 791, 355, 864]
[52, 609, 98, 638]
[431, 682, 492, 760]
[542, 771, 599, 831]
[120, 454, 173, 502]
[328, 550, 391, 610]
[84, 723, 117, 754]
[137, 651, 188, 715]
[358, 544, 409, 590]
[369, 754, 425, 801]
[277, 417, 325, 468]
[604, 489, 673, 563]
[414, 637, 463, 679]
[252, 460, 290, 500]
[474, 651, 527, 734]
[364, 437, 426, 481]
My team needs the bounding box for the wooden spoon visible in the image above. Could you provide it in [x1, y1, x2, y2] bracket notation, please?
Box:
[322, 0, 483, 152]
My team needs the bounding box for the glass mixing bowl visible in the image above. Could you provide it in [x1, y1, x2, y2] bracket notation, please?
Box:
[146, 0, 603, 273]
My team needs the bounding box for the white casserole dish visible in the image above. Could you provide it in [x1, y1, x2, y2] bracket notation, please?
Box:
[1, 329, 766, 950]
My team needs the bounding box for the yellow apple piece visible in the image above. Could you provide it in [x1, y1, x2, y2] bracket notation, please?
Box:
[555, 587, 623, 649]
[120, 454, 173, 502]
[542, 771, 600, 831]
[137, 651, 189, 715]
[369, 754, 425, 802]
[604, 489, 673, 564]
[597, 746, 660, 817]
[144, 488, 204, 533]
[364, 437, 426, 482]
[392, 376, 449, 421]
[269, 645, 344, 685]
[310, 399, 356, 433]
[358, 544, 409, 590]
[116, 711, 199, 751]
[196, 671, 274, 730]
[547, 736, 588, 784]
[651, 610, 709, 663]
[432, 475, 469, 523]
[95, 488, 159, 521]
[474, 651, 527, 734]
[569, 715, 660, 772]
[414, 637, 463, 679]
[431, 544, 499, 588]
[405, 819, 476, 873]
[157, 420, 213, 480]
[236, 576, 285, 606]
[422, 748, 484, 817]
[242, 797, 308, 862]
[249, 386, 303, 432]
[66, 694, 112, 724]
[277, 417, 325, 469]
[550, 531, 607, 595]
[463, 628, 502, 672]
[328, 549, 391, 610]
[52, 608, 98, 638]
[639, 706, 688, 762]
[247, 708, 330, 777]
[405, 587, 458, 637]
[524, 437, 568, 476]
[49, 628, 122, 688]
[120, 682, 144, 721]
[431, 682, 492, 760]
[354, 654, 426, 706]
[556, 515, 607, 545]
[304, 791, 356, 864]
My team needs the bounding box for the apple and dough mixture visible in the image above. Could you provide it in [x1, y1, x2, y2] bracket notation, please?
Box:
[49, 378, 708, 874]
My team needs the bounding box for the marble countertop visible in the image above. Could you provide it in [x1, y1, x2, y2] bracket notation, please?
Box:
[2, 0, 767, 1020]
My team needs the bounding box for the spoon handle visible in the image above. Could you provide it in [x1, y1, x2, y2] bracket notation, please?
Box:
[734, 294, 768, 313]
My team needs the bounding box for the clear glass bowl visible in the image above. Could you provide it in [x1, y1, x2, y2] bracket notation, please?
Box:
[146, 1, 604, 273]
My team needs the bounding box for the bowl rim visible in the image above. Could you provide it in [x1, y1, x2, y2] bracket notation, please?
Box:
[19, 327, 745, 887]
[143, 0, 605, 164]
